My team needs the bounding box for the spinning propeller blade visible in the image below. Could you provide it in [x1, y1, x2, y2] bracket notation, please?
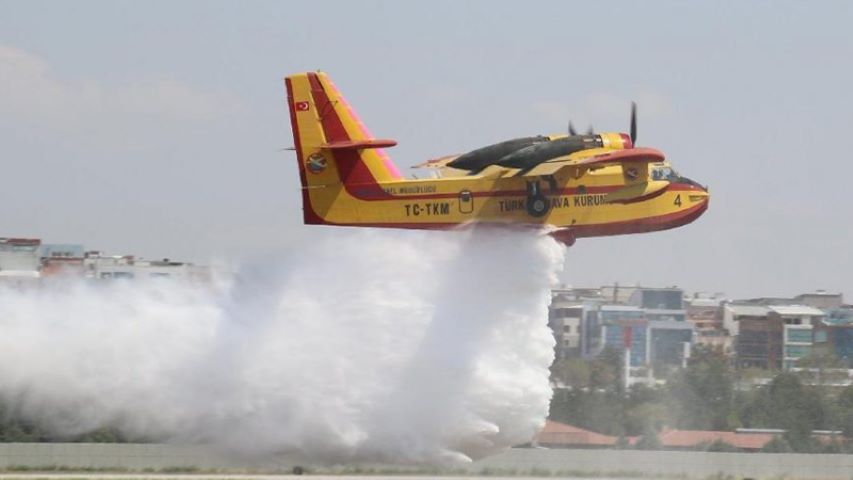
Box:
[568, 121, 577, 136]
[630, 102, 637, 144]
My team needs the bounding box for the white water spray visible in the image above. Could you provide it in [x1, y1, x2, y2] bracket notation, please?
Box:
[0, 228, 564, 464]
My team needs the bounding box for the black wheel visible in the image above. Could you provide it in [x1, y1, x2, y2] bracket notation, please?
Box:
[527, 192, 549, 217]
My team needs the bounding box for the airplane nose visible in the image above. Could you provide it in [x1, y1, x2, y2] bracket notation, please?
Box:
[675, 175, 709, 203]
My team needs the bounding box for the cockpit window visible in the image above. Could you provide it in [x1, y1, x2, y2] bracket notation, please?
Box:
[651, 166, 678, 181]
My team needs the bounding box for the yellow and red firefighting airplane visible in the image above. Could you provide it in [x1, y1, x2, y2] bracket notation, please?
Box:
[284, 72, 708, 245]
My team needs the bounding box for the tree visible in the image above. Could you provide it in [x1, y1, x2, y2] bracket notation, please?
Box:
[551, 358, 591, 389]
[665, 346, 735, 430]
[795, 352, 847, 385]
[704, 439, 740, 452]
[634, 424, 662, 450]
[761, 435, 792, 453]
[837, 385, 853, 438]
[592, 347, 622, 392]
[549, 387, 624, 436]
[624, 402, 669, 436]
[741, 373, 830, 451]
[766, 373, 827, 437]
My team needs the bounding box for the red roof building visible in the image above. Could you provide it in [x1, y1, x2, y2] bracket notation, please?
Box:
[656, 428, 773, 451]
[535, 420, 619, 447]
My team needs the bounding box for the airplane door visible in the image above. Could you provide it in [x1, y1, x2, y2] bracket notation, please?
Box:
[459, 190, 474, 214]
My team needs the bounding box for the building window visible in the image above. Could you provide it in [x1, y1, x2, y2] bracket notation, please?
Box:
[787, 328, 812, 343]
[563, 325, 571, 333]
[786, 345, 811, 358]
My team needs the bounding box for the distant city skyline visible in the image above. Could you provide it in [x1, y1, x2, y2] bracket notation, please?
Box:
[2, 1, 852, 299]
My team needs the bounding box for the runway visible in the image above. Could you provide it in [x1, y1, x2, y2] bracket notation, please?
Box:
[0, 476, 624, 480]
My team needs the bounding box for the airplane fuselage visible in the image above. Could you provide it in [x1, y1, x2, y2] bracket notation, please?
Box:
[303, 164, 709, 241]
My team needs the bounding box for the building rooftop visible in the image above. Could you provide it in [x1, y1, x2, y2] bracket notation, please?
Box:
[795, 291, 842, 298]
[550, 301, 585, 309]
[726, 304, 771, 317]
[687, 298, 722, 308]
[535, 420, 618, 447]
[0, 237, 41, 246]
[769, 305, 826, 317]
[657, 428, 773, 450]
[825, 307, 853, 325]
[536, 421, 775, 450]
[648, 319, 695, 330]
[600, 305, 644, 312]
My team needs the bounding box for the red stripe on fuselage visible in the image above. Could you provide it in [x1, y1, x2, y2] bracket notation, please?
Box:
[571, 198, 708, 238]
[343, 181, 703, 202]
[307, 73, 382, 189]
[285, 77, 327, 225]
[302, 195, 709, 244]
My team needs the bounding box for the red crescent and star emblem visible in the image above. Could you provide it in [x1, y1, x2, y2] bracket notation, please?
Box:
[295, 101, 310, 111]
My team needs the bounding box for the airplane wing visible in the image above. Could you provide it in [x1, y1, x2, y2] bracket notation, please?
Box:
[412, 154, 460, 169]
[515, 147, 668, 203]
[411, 154, 472, 178]
[516, 147, 665, 178]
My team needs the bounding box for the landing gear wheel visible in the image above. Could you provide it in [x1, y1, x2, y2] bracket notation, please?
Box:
[526, 182, 550, 218]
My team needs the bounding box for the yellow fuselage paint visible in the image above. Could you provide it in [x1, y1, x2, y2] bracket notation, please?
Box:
[307, 163, 708, 234]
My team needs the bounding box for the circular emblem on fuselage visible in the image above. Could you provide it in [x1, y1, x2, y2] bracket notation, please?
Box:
[625, 167, 639, 180]
[306, 153, 328, 174]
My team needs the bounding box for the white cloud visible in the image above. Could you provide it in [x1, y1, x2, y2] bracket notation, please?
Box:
[0, 45, 244, 127]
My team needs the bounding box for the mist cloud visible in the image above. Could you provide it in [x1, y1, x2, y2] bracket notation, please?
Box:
[0, 228, 563, 465]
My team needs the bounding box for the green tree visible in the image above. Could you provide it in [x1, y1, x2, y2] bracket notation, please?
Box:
[795, 352, 847, 385]
[549, 388, 624, 436]
[634, 424, 662, 450]
[760, 435, 792, 453]
[665, 345, 735, 430]
[624, 401, 669, 436]
[592, 347, 622, 392]
[767, 373, 826, 435]
[741, 373, 830, 451]
[551, 357, 591, 389]
[837, 385, 853, 438]
[703, 439, 740, 452]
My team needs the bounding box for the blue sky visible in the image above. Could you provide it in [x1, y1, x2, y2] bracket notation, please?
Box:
[2, 1, 852, 298]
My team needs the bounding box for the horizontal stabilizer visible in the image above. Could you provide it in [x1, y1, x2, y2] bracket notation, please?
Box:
[605, 180, 670, 204]
[321, 139, 397, 150]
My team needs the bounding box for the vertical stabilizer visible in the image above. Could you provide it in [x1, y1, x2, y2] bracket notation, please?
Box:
[285, 72, 401, 191]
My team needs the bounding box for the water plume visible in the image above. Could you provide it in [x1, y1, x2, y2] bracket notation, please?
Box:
[0, 227, 564, 465]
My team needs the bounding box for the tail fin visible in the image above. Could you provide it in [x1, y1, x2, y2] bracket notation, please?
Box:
[285, 72, 402, 192]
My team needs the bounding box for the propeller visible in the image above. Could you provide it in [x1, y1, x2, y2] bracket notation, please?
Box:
[567, 121, 593, 136]
[567, 103, 635, 140]
[630, 102, 637, 144]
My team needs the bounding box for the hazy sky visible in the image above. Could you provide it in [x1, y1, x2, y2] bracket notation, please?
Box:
[1, 1, 851, 299]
